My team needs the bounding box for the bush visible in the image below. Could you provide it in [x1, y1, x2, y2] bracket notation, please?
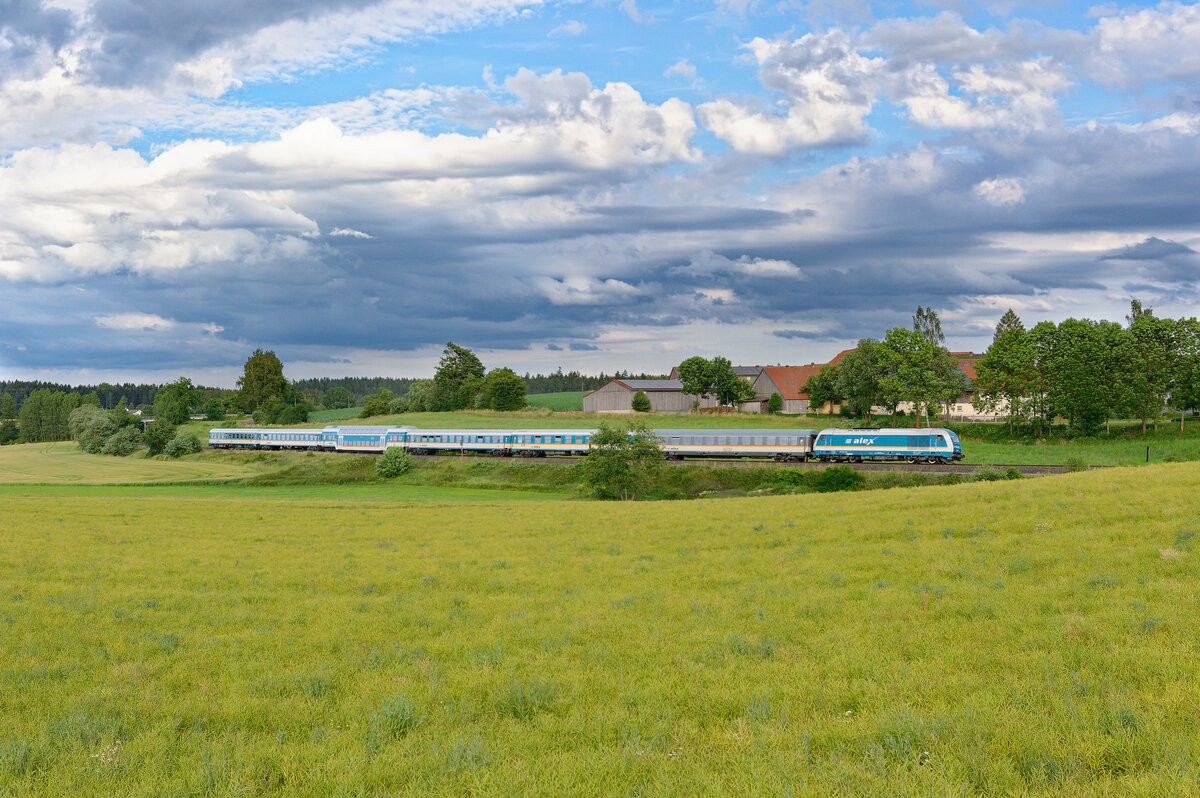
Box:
[144, 418, 176, 456]
[767, 392, 783, 414]
[376, 447, 416, 478]
[810, 465, 865, 493]
[68, 405, 116, 454]
[1065, 456, 1088, 472]
[101, 426, 142, 456]
[631, 390, 651, 412]
[1005, 467, 1022, 480]
[163, 431, 202, 458]
[389, 395, 410, 414]
[972, 465, 1004, 481]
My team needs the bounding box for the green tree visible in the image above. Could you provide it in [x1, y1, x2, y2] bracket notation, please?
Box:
[483, 368, 527, 411]
[878, 327, 942, 427]
[405, 380, 438, 412]
[153, 377, 199, 425]
[434, 343, 485, 410]
[711, 357, 756, 407]
[802, 365, 842, 414]
[111, 396, 140, 429]
[1043, 319, 1111, 436]
[835, 339, 884, 423]
[144, 417, 177, 456]
[68, 405, 117, 454]
[631, 390, 651, 412]
[101, 426, 141, 456]
[767, 392, 782, 414]
[0, 392, 15, 420]
[203, 397, 226, 421]
[933, 347, 969, 422]
[359, 389, 395, 418]
[913, 306, 945, 346]
[322, 386, 353, 409]
[973, 311, 1035, 434]
[237, 349, 287, 412]
[578, 421, 663, 500]
[1123, 314, 1177, 434]
[0, 393, 16, 445]
[677, 356, 716, 402]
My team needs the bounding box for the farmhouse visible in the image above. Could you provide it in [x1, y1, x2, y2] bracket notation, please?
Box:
[582, 379, 720, 414]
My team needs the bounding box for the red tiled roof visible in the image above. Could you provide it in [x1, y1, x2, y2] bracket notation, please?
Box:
[762, 364, 828, 400]
[828, 349, 854, 366]
[957, 357, 978, 382]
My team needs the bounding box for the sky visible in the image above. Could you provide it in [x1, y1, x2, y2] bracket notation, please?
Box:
[1, 0, 1199, 386]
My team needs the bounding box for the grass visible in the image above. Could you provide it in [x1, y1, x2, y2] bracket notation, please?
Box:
[526, 392, 584, 411]
[2, 465, 1199, 794]
[0, 442, 260, 484]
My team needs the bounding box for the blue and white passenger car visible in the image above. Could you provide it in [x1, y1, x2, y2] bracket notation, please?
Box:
[812, 428, 962, 463]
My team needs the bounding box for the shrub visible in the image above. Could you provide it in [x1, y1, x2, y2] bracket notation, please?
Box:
[973, 465, 1004, 482]
[1005, 467, 1022, 480]
[376, 447, 416, 478]
[631, 390, 651, 412]
[389, 395, 410, 414]
[164, 431, 202, 458]
[144, 418, 177, 456]
[1065, 456, 1088, 472]
[101, 426, 142, 456]
[203, 398, 226, 421]
[810, 465, 865, 493]
[767, 392, 783, 414]
[68, 405, 116, 454]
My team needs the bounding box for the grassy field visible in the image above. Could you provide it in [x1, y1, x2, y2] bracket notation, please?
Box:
[2, 465, 1199, 795]
[0, 443, 260, 484]
[526, 392, 584, 411]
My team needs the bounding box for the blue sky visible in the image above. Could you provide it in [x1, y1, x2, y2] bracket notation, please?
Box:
[2, 0, 1199, 385]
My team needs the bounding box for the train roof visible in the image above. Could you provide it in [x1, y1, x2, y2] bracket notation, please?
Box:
[818, 427, 955, 434]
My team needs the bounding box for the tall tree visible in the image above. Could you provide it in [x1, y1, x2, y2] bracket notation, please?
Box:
[913, 306, 945, 346]
[482, 368, 527, 411]
[1123, 314, 1177, 434]
[711, 356, 756, 406]
[1043, 319, 1110, 435]
[835, 339, 884, 423]
[1126, 298, 1153, 327]
[434, 342, 485, 410]
[878, 327, 942, 427]
[676, 356, 715, 401]
[992, 308, 1024, 341]
[322, 386, 353, 409]
[237, 350, 287, 412]
[974, 313, 1035, 434]
[0, 393, 15, 420]
[153, 377, 199, 425]
[803, 365, 842, 415]
[1169, 318, 1200, 431]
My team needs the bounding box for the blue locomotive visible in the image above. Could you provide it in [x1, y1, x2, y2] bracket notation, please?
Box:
[811, 428, 962, 463]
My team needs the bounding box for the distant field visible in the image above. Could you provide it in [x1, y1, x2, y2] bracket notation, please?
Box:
[2, 465, 1199, 794]
[526, 391, 583, 411]
[0, 442, 259, 484]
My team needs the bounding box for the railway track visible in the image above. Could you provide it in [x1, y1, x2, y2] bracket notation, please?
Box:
[414, 452, 1077, 476]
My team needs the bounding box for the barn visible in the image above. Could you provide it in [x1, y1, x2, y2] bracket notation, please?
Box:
[582, 379, 721, 414]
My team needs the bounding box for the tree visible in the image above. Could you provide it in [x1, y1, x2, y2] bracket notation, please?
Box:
[237, 349, 287, 412]
[877, 327, 942, 427]
[631, 390, 651, 412]
[1126, 298, 1153, 327]
[359, 389, 395, 418]
[203, 397, 227, 421]
[676, 356, 715, 401]
[153, 377, 199, 425]
[578, 421, 663, 500]
[933, 347, 969, 422]
[835, 339, 884, 423]
[405, 380, 438, 413]
[322, 386, 353, 409]
[434, 343, 485, 410]
[101, 426, 141, 456]
[144, 417, 177, 456]
[913, 306, 945, 346]
[0, 393, 15, 420]
[712, 357, 756, 407]
[1123, 314, 1177, 434]
[677, 356, 754, 407]
[483, 368, 527, 411]
[767, 392, 783, 414]
[1042, 319, 1111, 436]
[68, 405, 117, 454]
[0, 393, 16, 445]
[802, 365, 842, 414]
[974, 314, 1036, 434]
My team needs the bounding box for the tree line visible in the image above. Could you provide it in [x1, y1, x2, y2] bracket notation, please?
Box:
[971, 301, 1200, 436]
[357, 343, 528, 416]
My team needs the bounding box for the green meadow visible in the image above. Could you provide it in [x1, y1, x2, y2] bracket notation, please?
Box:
[3, 464, 1200, 795]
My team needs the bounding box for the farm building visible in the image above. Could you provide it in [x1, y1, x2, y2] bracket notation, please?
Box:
[583, 379, 721, 414]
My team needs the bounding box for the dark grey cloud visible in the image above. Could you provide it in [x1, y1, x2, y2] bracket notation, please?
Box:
[0, 0, 75, 75]
[1100, 236, 1195, 261]
[568, 342, 599, 351]
[84, 0, 384, 86]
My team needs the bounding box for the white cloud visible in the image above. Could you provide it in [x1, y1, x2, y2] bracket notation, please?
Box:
[664, 58, 697, 81]
[95, 313, 176, 331]
[329, 227, 373, 238]
[975, 177, 1026, 206]
[536, 275, 646, 305]
[679, 250, 804, 278]
[548, 20, 587, 37]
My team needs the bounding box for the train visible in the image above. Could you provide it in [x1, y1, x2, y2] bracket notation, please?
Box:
[209, 425, 963, 463]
